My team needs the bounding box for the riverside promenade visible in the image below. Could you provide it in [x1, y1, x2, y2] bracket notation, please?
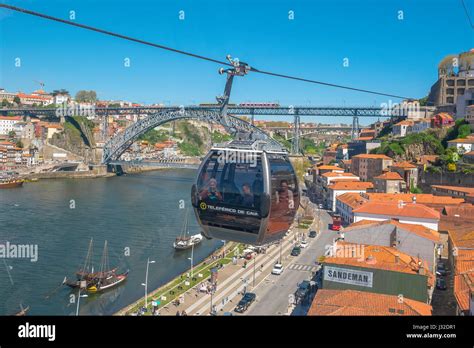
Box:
[116, 213, 312, 316]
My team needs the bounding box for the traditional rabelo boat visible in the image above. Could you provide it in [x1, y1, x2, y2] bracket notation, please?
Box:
[64, 239, 128, 293]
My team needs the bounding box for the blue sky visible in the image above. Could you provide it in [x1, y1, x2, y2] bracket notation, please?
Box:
[0, 0, 472, 112]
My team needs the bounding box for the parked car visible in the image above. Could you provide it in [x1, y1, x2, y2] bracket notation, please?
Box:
[234, 292, 256, 313]
[436, 262, 447, 276]
[291, 246, 301, 256]
[272, 263, 284, 275]
[295, 280, 311, 304]
[436, 278, 447, 290]
[300, 240, 308, 248]
[309, 230, 317, 238]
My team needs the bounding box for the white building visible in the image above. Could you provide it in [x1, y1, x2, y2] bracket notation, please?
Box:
[447, 136, 474, 153]
[327, 181, 373, 212]
[352, 201, 440, 231]
[411, 119, 432, 134]
[0, 116, 22, 135]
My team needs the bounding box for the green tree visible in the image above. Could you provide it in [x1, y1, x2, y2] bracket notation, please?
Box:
[8, 130, 16, 139]
[75, 90, 97, 103]
[1, 99, 10, 107]
[13, 96, 21, 105]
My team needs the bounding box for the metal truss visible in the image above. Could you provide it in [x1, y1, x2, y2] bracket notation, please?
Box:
[102, 108, 281, 163]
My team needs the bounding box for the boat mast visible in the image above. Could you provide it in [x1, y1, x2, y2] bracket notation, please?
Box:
[80, 238, 93, 276]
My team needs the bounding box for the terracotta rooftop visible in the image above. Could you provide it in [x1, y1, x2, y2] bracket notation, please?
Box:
[308, 289, 432, 316]
[322, 172, 357, 178]
[344, 219, 441, 243]
[443, 204, 474, 219]
[352, 154, 392, 160]
[324, 242, 434, 283]
[373, 172, 404, 180]
[454, 272, 474, 313]
[448, 137, 474, 144]
[392, 161, 417, 169]
[355, 136, 374, 141]
[329, 181, 373, 191]
[432, 185, 474, 195]
[367, 193, 465, 206]
[447, 224, 474, 249]
[394, 120, 414, 126]
[353, 201, 440, 220]
[317, 165, 344, 171]
[336, 192, 368, 209]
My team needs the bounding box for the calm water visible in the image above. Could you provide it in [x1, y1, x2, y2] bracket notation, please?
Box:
[0, 170, 221, 315]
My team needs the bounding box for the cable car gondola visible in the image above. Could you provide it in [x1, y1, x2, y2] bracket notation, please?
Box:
[190, 55, 300, 245]
[191, 140, 299, 245]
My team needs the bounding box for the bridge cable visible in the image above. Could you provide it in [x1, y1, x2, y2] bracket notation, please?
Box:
[1, 3, 412, 100]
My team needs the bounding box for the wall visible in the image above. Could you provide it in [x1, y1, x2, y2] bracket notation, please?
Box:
[419, 171, 474, 192]
[322, 263, 429, 303]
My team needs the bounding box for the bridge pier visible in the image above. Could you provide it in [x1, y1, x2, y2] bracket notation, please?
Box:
[107, 164, 124, 176]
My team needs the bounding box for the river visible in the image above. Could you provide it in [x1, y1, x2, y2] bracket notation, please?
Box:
[0, 169, 222, 315]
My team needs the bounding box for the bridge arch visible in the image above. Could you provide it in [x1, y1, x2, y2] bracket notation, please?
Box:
[102, 108, 280, 163]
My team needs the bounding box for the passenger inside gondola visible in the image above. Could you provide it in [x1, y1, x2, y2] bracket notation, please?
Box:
[199, 178, 222, 203]
[276, 179, 294, 210]
[239, 183, 254, 208]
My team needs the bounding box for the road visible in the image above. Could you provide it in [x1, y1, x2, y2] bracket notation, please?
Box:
[242, 208, 336, 315]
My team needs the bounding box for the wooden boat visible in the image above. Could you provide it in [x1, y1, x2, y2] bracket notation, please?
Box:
[0, 178, 24, 188]
[64, 239, 128, 293]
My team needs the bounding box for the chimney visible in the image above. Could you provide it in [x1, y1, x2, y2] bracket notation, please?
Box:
[395, 254, 400, 264]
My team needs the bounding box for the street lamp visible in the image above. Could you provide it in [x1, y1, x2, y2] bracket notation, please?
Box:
[188, 243, 194, 278]
[142, 258, 156, 311]
[253, 257, 256, 287]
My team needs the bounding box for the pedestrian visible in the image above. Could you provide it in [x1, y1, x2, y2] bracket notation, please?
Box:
[176, 311, 180, 316]
[260, 264, 264, 272]
[182, 310, 187, 316]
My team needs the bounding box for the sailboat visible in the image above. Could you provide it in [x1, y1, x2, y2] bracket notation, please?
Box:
[64, 239, 129, 293]
[173, 209, 203, 250]
[86, 241, 129, 293]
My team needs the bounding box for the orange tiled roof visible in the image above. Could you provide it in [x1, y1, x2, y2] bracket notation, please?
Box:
[324, 242, 434, 282]
[373, 172, 404, 180]
[336, 192, 368, 209]
[448, 138, 474, 144]
[322, 172, 357, 178]
[308, 289, 432, 316]
[447, 225, 474, 249]
[392, 161, 417, 169]
[344, 219, 441, 243]
[454, 272, 474, 313]
[352, 154, 392, 160]
[432, 185, 474, 195]
[0, 116, 22, 121]
[394, 120, 414, 126]
[317, 165, 343, 171]
[355, 136, 374, 141]
[353, 201, 440, 220]
[329, 181, 373, 191]
[367, 193, 464, 206]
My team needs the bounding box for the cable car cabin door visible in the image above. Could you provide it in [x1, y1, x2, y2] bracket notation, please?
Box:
[191, 149, 271, 245]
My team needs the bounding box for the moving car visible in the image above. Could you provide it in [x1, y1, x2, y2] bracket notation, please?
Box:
[234, 292, 256, 313]
[291, 246, 301, 256]
[309, 230, 317, 238]
[436, 278, 447, 290]
[272, 263, 284, 275]
[300, 240, 308, 248]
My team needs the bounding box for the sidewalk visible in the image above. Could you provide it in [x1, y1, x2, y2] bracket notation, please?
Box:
[162, 228, 301, 316]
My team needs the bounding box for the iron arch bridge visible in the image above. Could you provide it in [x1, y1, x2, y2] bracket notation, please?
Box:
[102, 108, 281, 164]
